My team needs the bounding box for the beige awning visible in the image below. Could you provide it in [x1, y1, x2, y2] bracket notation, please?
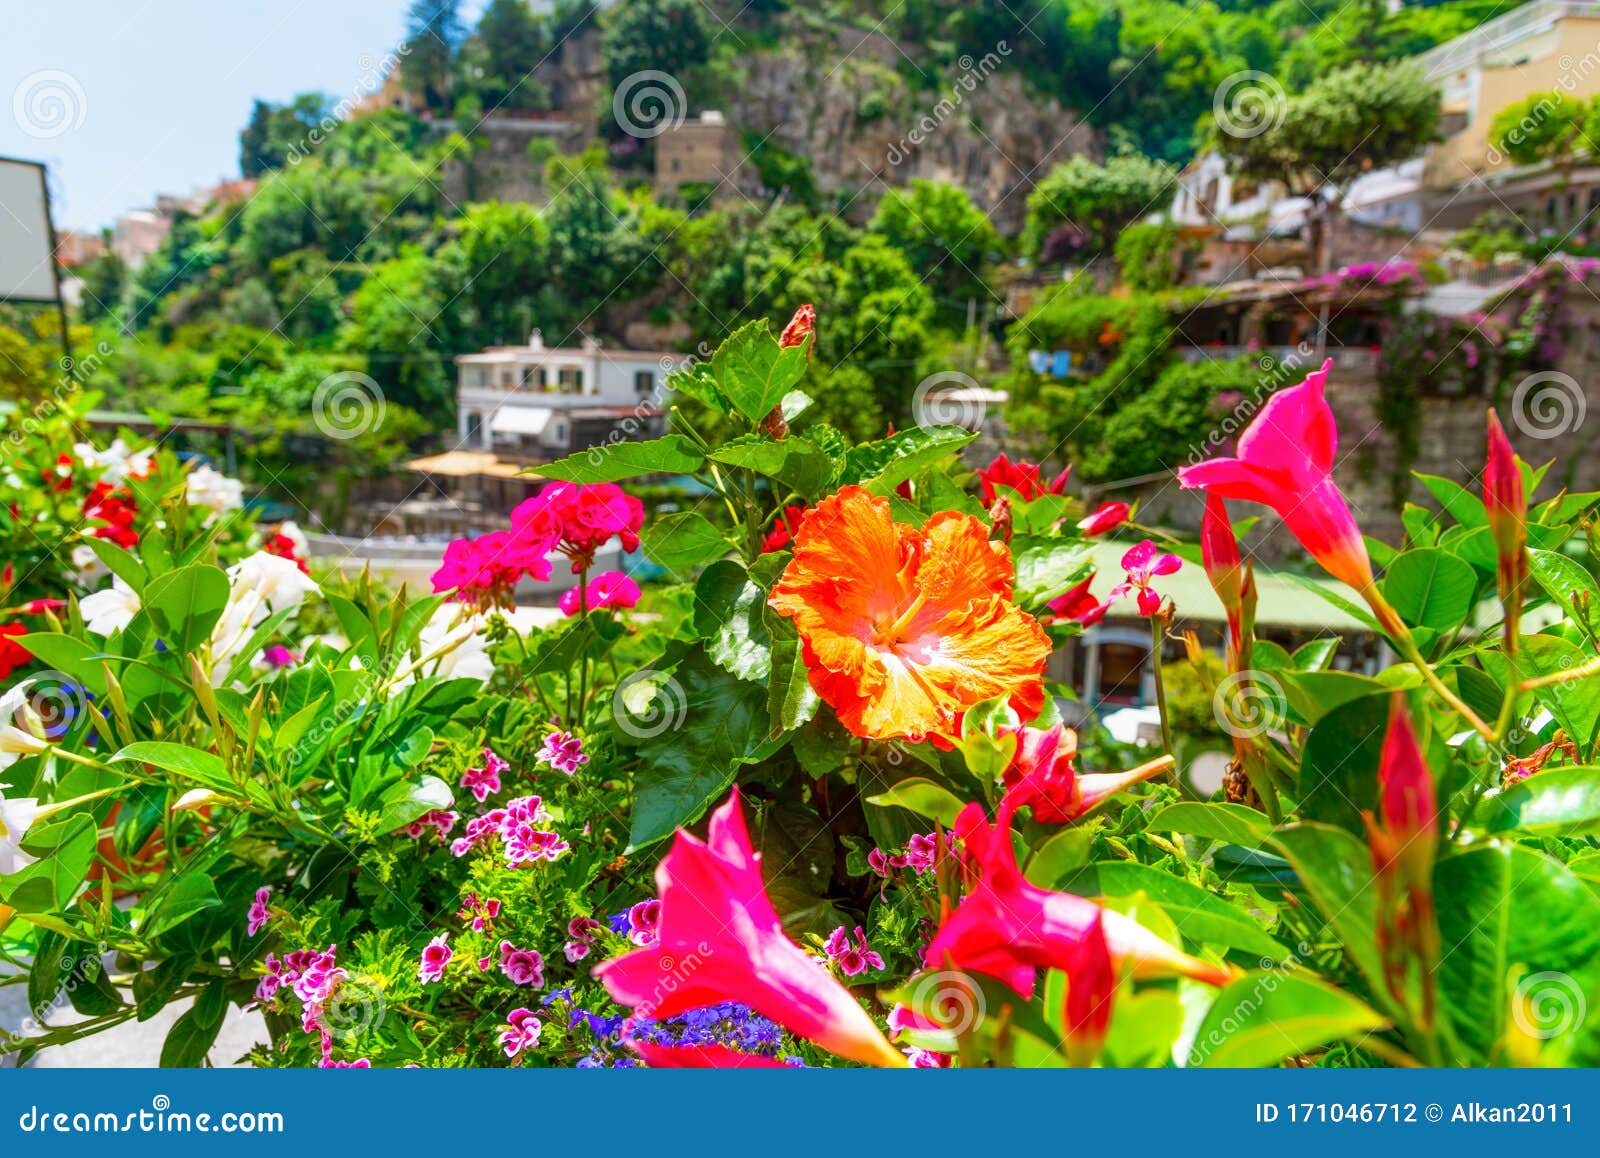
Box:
[406, 451, 533, 480]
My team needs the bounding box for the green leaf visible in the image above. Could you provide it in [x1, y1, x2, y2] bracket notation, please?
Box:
[1520, 633, 1600, 745]
[1188, 974, 1386, 1067]
[1528, 548, 1600, 636]
[87, 539, 147, 593]
[1417, 472, 1487, 528]
[625, 651, 783, 850]
[1011, 537, 1094, 607]
[142, 564, 231, 653]
[534, 435, 704, 482]
[1023, 825, 1096, 888]
[1381, 547, 1478, 631]
[1279, 670, 1389, 727]
[112, 741, 233, 793]
[1476, 767, 1600, 837]
[373, 774, 454, 834]
[709, 435, 838, 497]
[711, 319, 810, 421]
[160, 1002, 224, 1068]
[1065, 861, 1289, 960]
[864, 777, 966, 827]
[3, 814, 98, 912]
[639, 510, 730, 573]
[1285, 573, 1381, 633]
[1435, 844, 1600, 1060]
[764, 608, 820, 736]
[841, 426, 976, 491]
[1297, 694, 1390, 835]
[693, 561, 772, 682]
[1148, 802, 1272, 849]
[139, 872, 222, 938]
[1268, 823, 1385, 1000]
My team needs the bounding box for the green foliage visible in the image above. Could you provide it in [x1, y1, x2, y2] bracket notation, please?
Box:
[1023, 154, 1178, 258]
[1113, 220, 1188, 293]
[601, 0, 712, 91]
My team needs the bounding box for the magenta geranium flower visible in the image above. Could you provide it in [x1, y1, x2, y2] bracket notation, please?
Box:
[418, 934, 452, 984]
[536, 729, 588, 775]
[627, 899, 661, 947]
[497, 941, 545, 988]
[558, 570, 642, 616]
[1178, 361, 1373, 591]
[246, 886, 272, 937]
[499, 1008, 542, 1059]
[461, 747, 508, 804]
[823, 926, 884, 976]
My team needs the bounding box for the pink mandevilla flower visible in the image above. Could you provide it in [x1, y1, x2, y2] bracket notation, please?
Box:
[1077, 500, 1130, 536]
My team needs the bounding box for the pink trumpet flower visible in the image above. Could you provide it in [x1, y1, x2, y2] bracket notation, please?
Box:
[1077, 501, 1130, 536]
[594, 787, 907, 1068]
[1484, 409, 1528, 600]
[998, 723, 1168, 824]
[1178, 361, 1374, 591]
[1064, 913, 1115, 1067]
[925, 802, 1236, 996]
[632, 1041, 792, 1068]
[1200, 493, 1244, 650]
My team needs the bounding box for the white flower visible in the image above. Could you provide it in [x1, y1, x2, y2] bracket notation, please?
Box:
[70, 544, 110, 588]
[185, 464, 244, 515]
[76, 438, 153, 485]
[0, 685, 50, 773]
[79, 579, 141, 636]
[393, 605, 494, 689]
[0, 789, 40, 875]
[227, 551, 320, 616]
[209, 552, 321, 683]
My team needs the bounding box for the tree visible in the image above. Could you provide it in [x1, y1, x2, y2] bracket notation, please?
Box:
[1216, 62, 1440, 272]
[868, 180, 999, 318]
[1489, 92, 1584, 167]
[238, 94, 334, 176]
[76, 252, 126, 322]
[1022, 154, 1178, 259]
[403, 0, 467, 112]
[601, 0, 711, 91]
[476, 0, 550, 111]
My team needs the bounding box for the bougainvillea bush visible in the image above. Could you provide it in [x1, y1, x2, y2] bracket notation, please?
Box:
[4, 312, 1600, 1069]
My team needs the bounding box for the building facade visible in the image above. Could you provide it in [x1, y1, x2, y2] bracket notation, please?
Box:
[454, 333, 690, 462]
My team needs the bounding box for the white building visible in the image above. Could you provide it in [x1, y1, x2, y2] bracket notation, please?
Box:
[454, 332, 692, 459]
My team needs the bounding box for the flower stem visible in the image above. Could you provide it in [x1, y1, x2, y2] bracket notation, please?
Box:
[1364, 586, 1495, 741]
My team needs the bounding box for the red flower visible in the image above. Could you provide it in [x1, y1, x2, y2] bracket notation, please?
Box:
[632, 1042, 791, 1069]
[926, 801, 1235, 998]
[976, 454, 1069, 504]
[82, 482, 139, 549]
[1484, 409, 1527, 600]
[779, 304, 815, 354]
[1077, 500, 1130, 536]
[761, 505, 808, 553]
[999, 723, 1169, 824]
[0, 622, 31, 680]
[262, 533, 310, 575]
[1200, 494, 1244, 649]
[45, 454, 74, 493]
[1046, 573, 1112, 627]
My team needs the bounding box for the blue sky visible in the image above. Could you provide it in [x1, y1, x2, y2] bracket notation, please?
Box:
[0, 1, 488, 231]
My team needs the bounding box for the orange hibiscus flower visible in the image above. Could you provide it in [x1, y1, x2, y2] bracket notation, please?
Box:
[767, 486, 1050, 743]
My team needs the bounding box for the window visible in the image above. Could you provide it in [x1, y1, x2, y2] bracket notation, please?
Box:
[634, 370, 654, 395]
[465, 412, 484, 446]
[558, 367, 583, 391]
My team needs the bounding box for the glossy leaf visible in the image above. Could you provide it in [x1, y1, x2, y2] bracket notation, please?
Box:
[1189, 974, 1386, 1067]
